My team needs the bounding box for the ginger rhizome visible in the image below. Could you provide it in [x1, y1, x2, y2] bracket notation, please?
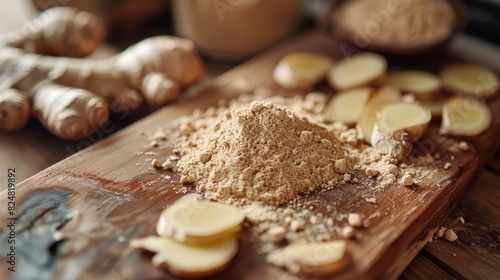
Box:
[0, 7, 205, 140]
[0, 7, 107, 57]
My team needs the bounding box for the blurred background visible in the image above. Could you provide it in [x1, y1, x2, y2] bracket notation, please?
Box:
[1, 0, 499, 63]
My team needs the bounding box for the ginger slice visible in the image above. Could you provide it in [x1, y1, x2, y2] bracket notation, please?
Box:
[156, 195, 244, 243]
[440, 96, 492, 136]
[266, 240, 349, 277]
[386, 71, 441, 101]
[371, 102, 431, 159]
[130, 235, 238, 278]
[440, 64, 499, 98]
[323, 87, 371, 125]
[273, 52, 334, 89]
[420, 97, 447, 120]
[357, 86, 402, 143]
[376, 103, 431, 141]
[328, 52, 387, 90]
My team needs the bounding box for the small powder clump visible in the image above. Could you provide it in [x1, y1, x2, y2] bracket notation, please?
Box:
[175, 101, 351, 205]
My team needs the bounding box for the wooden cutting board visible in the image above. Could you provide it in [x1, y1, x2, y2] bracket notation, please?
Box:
[1, 31, 499, 280]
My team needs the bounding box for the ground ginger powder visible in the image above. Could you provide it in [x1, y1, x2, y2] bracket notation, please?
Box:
[174, 101, 351, 205]
[145, 92, 445, 252]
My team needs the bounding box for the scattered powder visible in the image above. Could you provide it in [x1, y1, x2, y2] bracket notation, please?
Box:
[348, 213, 363, 227]
[335, 159, 348, 173]
[267, 226, 286, 243]
[434, 226, 458, 242]
[289, 220, 304, 232]
[341, 226, 355, 238]
[382, 174, 397, 186]
[443, 162, 452, 170]
[162, 160, 174, 170]
[447, 140, 470, 153]
[151, 159, 161, 168]
[444, 229, 458, 242]
[458, 142, 469, 152]
[153, 131, 167, 140]
[458, 216, 465, 224]
[386, 164, 399, 176]
[343, 173, 352, 182]
[365, 168, 379, 177]
[149, 140, 159, 148]
[240, 202, 342, 253]
[401, 174, 414, 186]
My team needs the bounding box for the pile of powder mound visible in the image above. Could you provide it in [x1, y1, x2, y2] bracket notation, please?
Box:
[146, 91, 460, 253]
[174, 100, 353, 206]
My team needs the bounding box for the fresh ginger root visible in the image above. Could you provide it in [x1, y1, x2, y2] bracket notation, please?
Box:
[0, 7, 205, 140]
[0, 7, 107, 57]
[32, 81, 110, 140]
[0, 88, 31, 131]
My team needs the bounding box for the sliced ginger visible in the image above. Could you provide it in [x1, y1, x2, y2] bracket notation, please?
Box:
[371, 102, 431, 159]
[441, 96, 492, 136]
[419, 97, 447, 120]
[130, 235, 238, 278]
[386, 71, 441, 101]
[130, 195, 242, 278]
[323, 87, 371, 125]
[328, 52, 387, 90]
[441, 64, 499, 98]
[266, 240, 349, 277]
[156, 195, 245, 244]
[273, 52, 334, 89]
[357, 86, 402, 143]
[376, 103, 431, 141]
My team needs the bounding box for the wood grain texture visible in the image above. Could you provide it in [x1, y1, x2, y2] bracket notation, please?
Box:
[399, 254, 454, 280]
[486, 153, 500, 175]
[422, 170, 500, 280]
[0, 31, 499, 280]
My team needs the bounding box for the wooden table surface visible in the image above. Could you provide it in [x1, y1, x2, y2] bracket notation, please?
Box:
[0, 2, 499, 279]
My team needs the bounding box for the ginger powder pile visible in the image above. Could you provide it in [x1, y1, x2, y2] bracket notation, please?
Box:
[174, 100, 352, 205]
[146, 91, 446, 253]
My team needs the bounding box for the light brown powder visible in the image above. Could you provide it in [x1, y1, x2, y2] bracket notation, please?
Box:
[174, 101, 351, 205]
[147, 91, 441, 253]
